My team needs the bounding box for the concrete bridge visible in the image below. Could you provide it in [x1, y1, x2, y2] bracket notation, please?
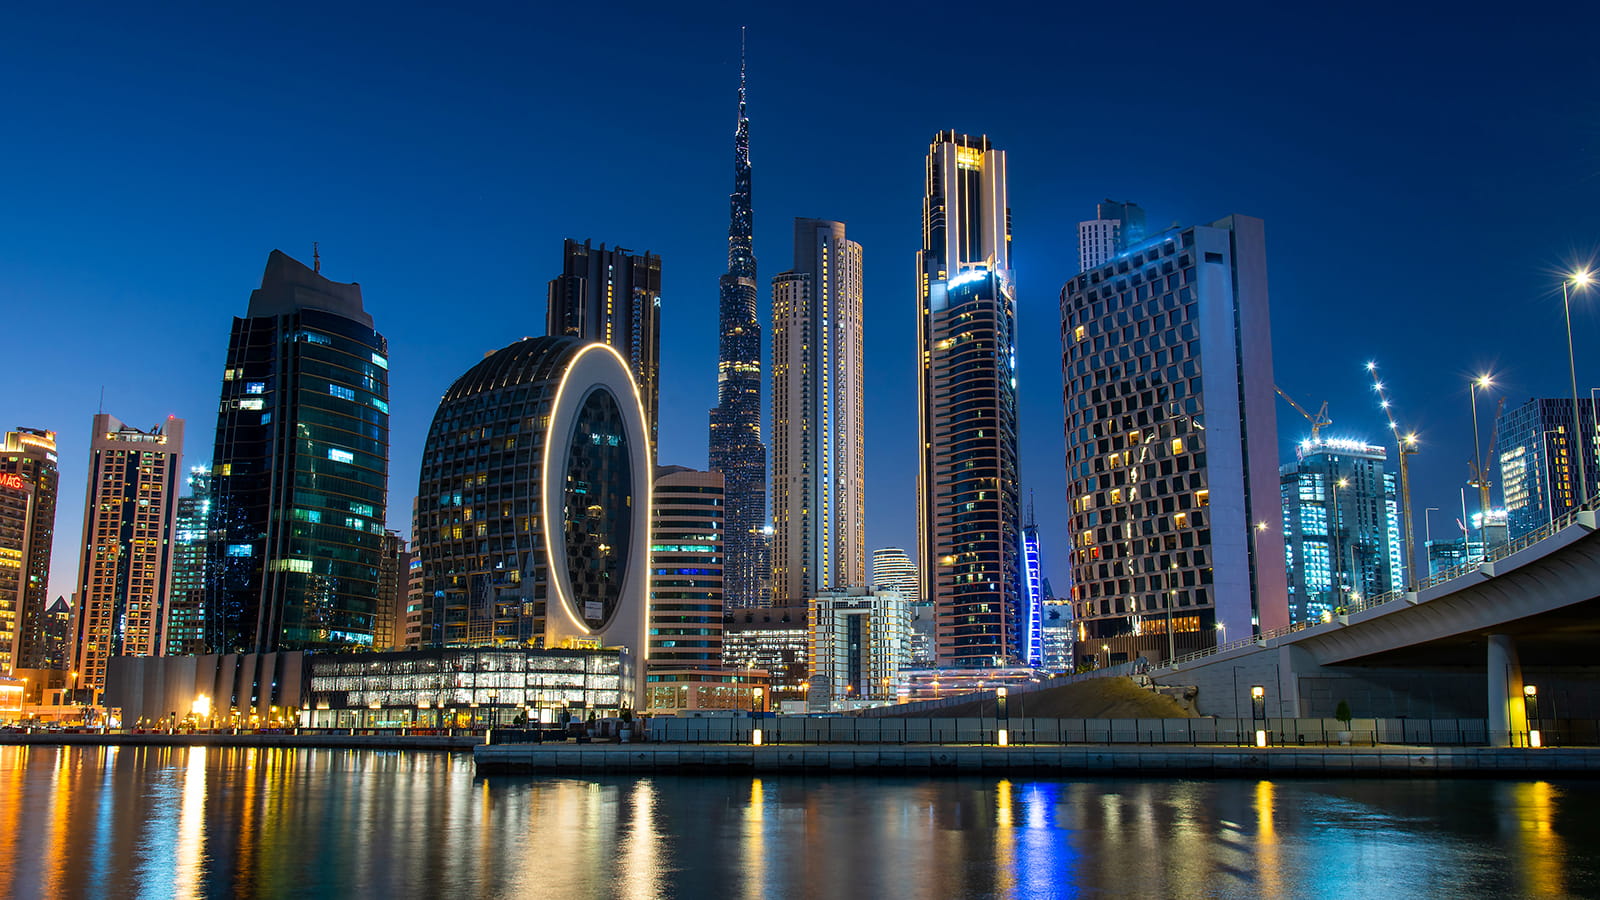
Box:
[1149, 500, 1600, 746]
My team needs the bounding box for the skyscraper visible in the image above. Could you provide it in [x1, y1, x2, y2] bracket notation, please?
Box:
[72, 414, 184, 698]
[165, 465, 214, 656]
[374, 530, 407, 651]
[649, 466, 725, 668]
[1021, 513, 1046, 668]
[415, 337, 653, 702]
[1497, 398, 1598, 539]
[771, 217, 866, 603]
[707, 40, 768, 610]
[1060, 216, 1288, 667]
[209, 250, 389, 654]
[1279, 438, 1402, 626]
[0, 427, 58, 674]
[547, 239, 662, 459]
[869, 548, 919, 603]
[916, 131, 1024, 667]
[1078, 199, 1146, 272]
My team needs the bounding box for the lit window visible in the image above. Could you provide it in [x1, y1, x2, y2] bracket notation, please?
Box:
[239, 399, 264, 411]
[329, 384, 356, 401]
[328, 448, 355, 464]
[372, 398, 389, 414]
[371, 353, 388, 369]
[227, 544, 253, 558]
[245, 382, 266, 395]
[1171, 438, 1185, 455]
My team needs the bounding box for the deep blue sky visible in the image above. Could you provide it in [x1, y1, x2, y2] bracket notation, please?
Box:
[4, 2, 1599, 603]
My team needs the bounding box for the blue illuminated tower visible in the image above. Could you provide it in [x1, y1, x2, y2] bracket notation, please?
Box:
[1021, 501, 1045, 667]
[708, 33, 768, 608]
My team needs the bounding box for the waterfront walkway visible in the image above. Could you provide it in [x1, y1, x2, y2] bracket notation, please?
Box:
[475, 742, 1600, 776]
[0, 731, 482, 750]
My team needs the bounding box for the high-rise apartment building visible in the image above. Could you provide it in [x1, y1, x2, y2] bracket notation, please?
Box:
[649, 466, 725, 668]
[209, 250, 389, 654]
[1497, 398, 1599, 539]
[870, 548, 919, 603]
[808, 589, 911, 704]
[1279, 438, 1402, 626]
[771, 218, 866, 603]
[415, 337, 652, 702]
[165, 466, 214, 656]
[0, 427, 58, 674]
[707, 48, 768, 609]
[374, 530, 408, 651]
[72, 414, 184, 698]
[916, 131, 1024, 667]
[547, 239, 662, 458]
[1060, 215, 1288, 667]
[1077, 199, 1147, 272]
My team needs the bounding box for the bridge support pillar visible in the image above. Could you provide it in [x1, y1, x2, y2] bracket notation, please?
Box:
[1487, 634, 1529, 747]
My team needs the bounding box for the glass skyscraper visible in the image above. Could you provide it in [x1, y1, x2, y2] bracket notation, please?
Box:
[208, 250, 389, 653]
[166, 466, 214, 656]
[1497, 397, 1598, 539]
[0, 427, 57, 674]
[1279, 438, 1401, 626]
[916, 131, 1024, 668]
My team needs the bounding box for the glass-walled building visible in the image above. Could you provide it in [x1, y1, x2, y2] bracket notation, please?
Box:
[1279, 438, 1401, 625]
[1497, 398, 1599, 539]
[209, 250, 389, 656]
[0, 427, 59, 674]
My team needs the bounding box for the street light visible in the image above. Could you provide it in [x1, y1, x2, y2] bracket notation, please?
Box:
[1251, 685, 1267, 748]
[1331, 477, 1350, 611]
[1469, 374, 1497, 553]
[995, 686, 1010, 746]
[1564, 271, 1593, 507]
[1524, 684, 1542, 748]
[751, 686, 766, 746]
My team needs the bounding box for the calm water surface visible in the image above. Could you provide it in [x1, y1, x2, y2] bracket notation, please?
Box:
[0, 745, 1596, 898]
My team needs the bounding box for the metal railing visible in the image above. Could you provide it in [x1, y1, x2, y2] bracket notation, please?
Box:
[1154, 492, 1600, 673]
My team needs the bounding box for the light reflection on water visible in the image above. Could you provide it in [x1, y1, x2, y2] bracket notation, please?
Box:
[0, 745, 1597, 898]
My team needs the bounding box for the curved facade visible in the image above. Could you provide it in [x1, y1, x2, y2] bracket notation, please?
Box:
[416, 337, 650, 703]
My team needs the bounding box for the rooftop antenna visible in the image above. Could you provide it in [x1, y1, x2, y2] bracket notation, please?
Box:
[98, 385, 104, 415]
[1026, 491, 1038, 529]
[313, 242, 321, 274]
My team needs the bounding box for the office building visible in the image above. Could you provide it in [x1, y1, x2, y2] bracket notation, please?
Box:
[72, 414, 185, 698]
[546, 239, 661, 459]
[1042, 590, 1074, 672]
[808, 589, 910, 705]
[870, 547, 919, 603]
[0, 427, 58, 673]
[209, 250, 389, 655]
[722, 604, 809, 696]
[415, 336, 652, 703]
[707, 47, 768, 610]
[916, 131, 1024, 667]
[1060, 215, 1288, 667]
[165, 466, 214, 656]
[771, 218, 866, 602]
[1497, 397, 1599, 539]
[649, 466, 725, 668]
[1279, 438, 1402, 626]
[1077, 199, 1147, 272]
[374, 530, 408, 651]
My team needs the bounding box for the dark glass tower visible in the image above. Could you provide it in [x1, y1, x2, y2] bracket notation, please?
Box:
[546, 239, 662, 459]
[708, 39, 767, 609]
[208, 250, 390, 653]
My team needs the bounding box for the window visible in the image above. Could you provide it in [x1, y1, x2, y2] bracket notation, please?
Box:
[245, 382, 266, 394]
[227, 544, 253, 558]
[328, 448, 355, 464]
[329, 384, 356, 401]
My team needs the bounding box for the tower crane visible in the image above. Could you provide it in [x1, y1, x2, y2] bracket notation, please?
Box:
[1467, 396, 1506, 533]
[1274, 386, 1332, 444]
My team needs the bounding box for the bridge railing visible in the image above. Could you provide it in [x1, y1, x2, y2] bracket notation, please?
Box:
[1155, 491, 1600, 673]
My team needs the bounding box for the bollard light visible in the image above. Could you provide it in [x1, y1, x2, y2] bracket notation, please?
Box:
[1255, 730, 1267, 748]
[998, 729, 1009, 747]
[751, 728, 763, 747]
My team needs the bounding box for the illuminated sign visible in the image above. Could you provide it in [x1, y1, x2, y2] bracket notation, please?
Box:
[0, 473, 23, 491]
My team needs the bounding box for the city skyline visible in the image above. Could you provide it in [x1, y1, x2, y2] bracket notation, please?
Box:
[5, 6, 1600, 610]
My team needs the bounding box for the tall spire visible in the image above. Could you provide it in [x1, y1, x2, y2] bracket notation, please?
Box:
[727, 26, 755, 280]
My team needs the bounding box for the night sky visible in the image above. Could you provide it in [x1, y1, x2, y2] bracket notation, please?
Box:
[4, 2, 1599, 604]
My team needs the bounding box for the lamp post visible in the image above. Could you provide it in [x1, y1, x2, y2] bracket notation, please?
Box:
[1524, 684, 1542, 748]
[751, 687, 765, 746]
[1330, 477, 1350, 612]
[1251, 685, 1267, 748]
[1469, 374, 1496, 553]
[995, 686, 1010, 746]
[1563, 270, 1593, 507]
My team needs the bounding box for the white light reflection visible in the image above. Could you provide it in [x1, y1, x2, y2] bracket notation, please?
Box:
[170, 746, 208, 898]
[741, 778, 767, 900]
[617, 778, 664, 900]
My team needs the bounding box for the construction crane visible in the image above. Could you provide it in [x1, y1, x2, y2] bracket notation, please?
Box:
[1467, 396, 1506, 536]
[1275, 386, 1332, 444]
[1368, 362, 1420, 590]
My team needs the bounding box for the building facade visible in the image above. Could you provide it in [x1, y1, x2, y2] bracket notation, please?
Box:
[722, 604, 809, 696]
[208, 250, 389, 654]
[808, 589, 910, 704]
[373, 530, 408, 651]
[1020, 517, 1046, 667]
[771, 218, 866, 603]
[0, 427, 59, 674]
[414, 337, 652, 703]
[72, 414, 185, 697]
[1497, 398, 1599, 540]
[1060, 216, 1287, 667]
[546, 238, 662, 459]
[707, 50, 768, 610]
[649, 466, 725, 668]
[165, 466, 214, 656]
[1279, 438, 1401, 626]
[1077, 199, 1146, 272]
[870, 548, 919, 603]
[916, 131, 1024, 667]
